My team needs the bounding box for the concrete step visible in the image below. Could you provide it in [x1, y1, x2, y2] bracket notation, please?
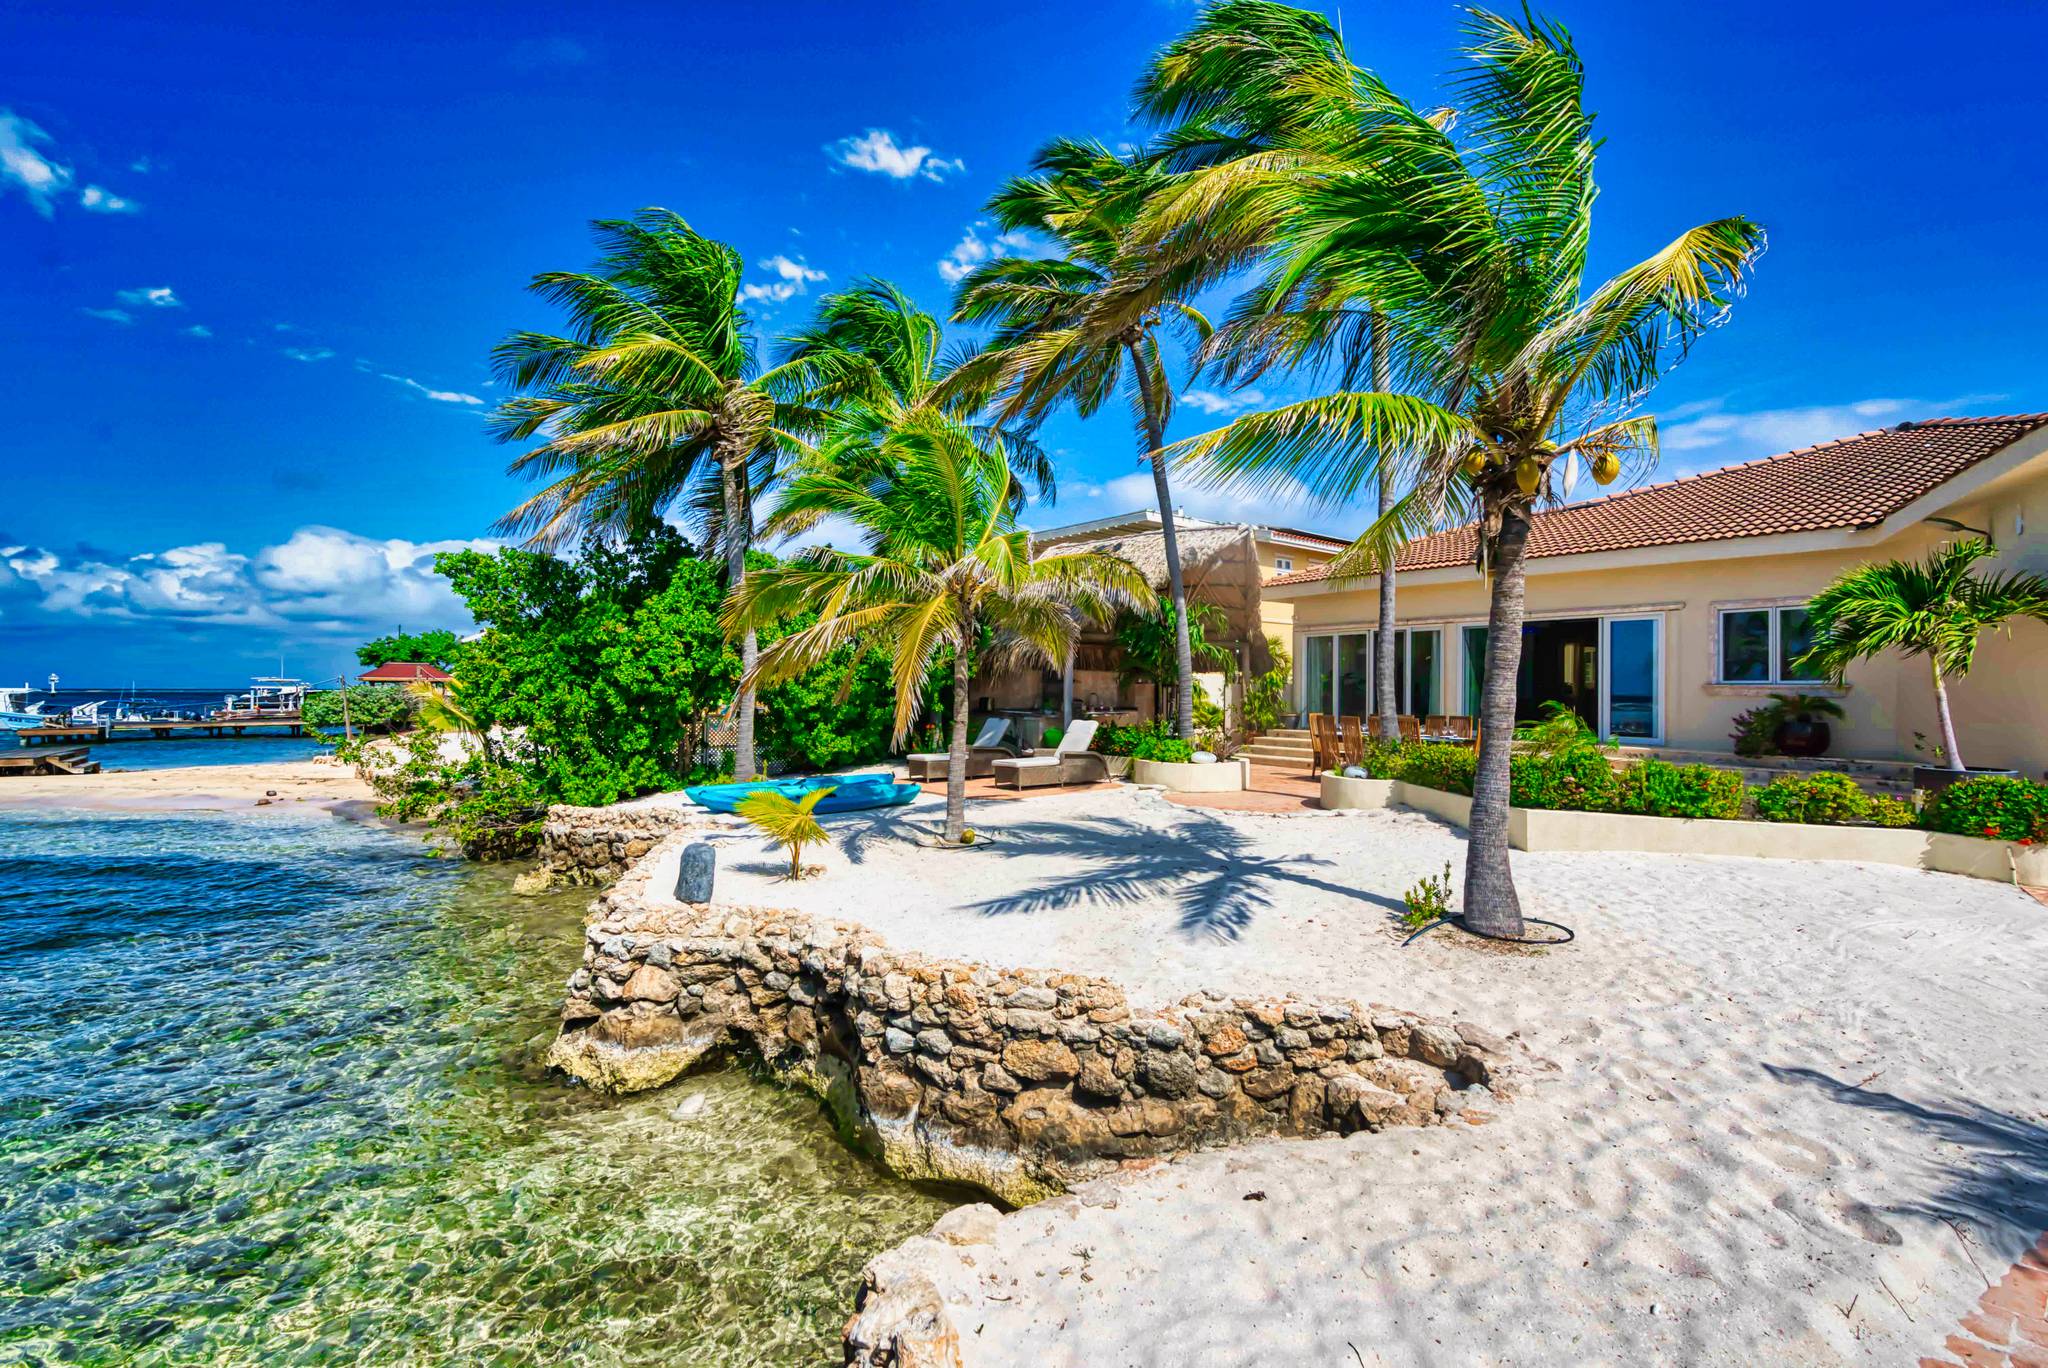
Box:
[1244, 739, 1313, 757]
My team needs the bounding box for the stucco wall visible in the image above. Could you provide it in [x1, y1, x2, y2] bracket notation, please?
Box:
[1276, 458, 2048, 779]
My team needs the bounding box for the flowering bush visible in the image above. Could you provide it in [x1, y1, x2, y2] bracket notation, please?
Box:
[1611, 760, 1747, 820]
[1919, 776, 2048, 843]
[1750, 772, 1881, 825]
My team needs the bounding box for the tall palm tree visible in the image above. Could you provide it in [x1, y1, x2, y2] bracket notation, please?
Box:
[1158, 8, 1764, 936]
[1798, 538, 2048, 771]
[489, 209, 817, 780]
[1134, 1, 1419, 742]
[948, 142, 1212, 739]
[725, 425, 1150, 844]
[773, 278, 1056, 516]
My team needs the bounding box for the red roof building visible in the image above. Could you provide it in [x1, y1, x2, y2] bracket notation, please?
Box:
[358, 662, 454, 684]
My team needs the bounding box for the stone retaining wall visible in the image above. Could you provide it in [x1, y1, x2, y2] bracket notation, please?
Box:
[534, 798, 726, 887]
[548, 852, 1512, 1206]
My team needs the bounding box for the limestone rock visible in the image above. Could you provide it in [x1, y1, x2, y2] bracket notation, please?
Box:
[1002, 1038, 1078, 1082]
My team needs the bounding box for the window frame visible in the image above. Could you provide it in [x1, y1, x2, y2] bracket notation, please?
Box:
[1274, 555, 1294, 574]
[1714, 602, 1824, 686]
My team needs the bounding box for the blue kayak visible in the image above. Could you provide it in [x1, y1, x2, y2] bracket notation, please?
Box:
[683, 772, 921, 814]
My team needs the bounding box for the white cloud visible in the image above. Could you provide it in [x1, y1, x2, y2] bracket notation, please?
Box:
[1, 526, 496, 632]
[129, 156, 153, 173]
[0, 109, 141, 218]
[1, 109, 74, 217]
[117, 284, 181, 308]
[184, 324, 212, 338]
[282, 346, 336, 363]
[1029, 467, 1331, 534]
[936, 222, 1039, 284]
[380, 372, 484, 405]
[79, 183, 138, 213]
[1656, 394, 2005, 474]
[829, 128, 962, 182]
[1180, 387, 1267, 416]
[82, 306, 133, 324]
[739, 253, 826, 303]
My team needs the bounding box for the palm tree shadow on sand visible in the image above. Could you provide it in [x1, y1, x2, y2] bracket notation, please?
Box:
[930, 806, 1406, 942]
[1762, 1064, 2048, 1254]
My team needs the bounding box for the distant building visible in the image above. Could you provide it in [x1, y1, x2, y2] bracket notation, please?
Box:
[358, 661, 454, 696]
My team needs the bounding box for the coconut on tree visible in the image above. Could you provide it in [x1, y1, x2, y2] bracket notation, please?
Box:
[1158, 7, 1764, 937]
[724, 420, 1151, 845]
[489, 209, 820, 781]
[948, 141, 1212, 739]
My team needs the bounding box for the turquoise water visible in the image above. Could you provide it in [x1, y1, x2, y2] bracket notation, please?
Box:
[0, 806, 951, 1366]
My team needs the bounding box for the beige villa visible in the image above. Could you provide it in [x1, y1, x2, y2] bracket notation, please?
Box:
[1265, 414, 2048, 780]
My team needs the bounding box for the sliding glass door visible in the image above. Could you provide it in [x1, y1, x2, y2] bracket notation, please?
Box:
[1298, 629, 1442, 717]
[1455, 614, 1662, 742]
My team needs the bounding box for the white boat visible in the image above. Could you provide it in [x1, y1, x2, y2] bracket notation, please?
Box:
[216, 677, 309, 720]
[0, 683, 52, 730]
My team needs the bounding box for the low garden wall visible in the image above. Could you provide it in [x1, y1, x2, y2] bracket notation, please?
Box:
[535, 796, 728, 886]
[1318, 775, 2048, 885]
[549, 834, 1513, 1206]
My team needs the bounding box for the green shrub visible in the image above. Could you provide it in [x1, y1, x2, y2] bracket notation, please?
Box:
[1354, 738, 1405, 780]
[1243, 637, 1291, 733]
[1750, 772, 1876, 825]
[1509, 745, 1618, 812]
[1919, 775, 2048, 843]
[1864, 794, 1919, 829]
[1094, 719, 1175, 757]
[1128, 730, 1194, 763]
[1192, 681, 1226, 731]
[1400, 862, 1455, 930]
[1611, 760, 1746, 820]
[1394, 743, 1477, 796]
[303, 683, 417, 734]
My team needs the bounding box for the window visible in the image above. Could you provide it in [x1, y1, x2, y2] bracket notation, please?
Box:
[1275, 555, 1294, 573]
[1298, 628, 1441, 716]
[1719, 605, 1824, 684]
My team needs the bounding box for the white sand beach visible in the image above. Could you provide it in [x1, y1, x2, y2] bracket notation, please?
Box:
[694, 785, 2047, 1366]
[0, 758, 372, 811]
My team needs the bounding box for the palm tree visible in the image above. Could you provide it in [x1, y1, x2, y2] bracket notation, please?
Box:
[773, 278, 1056, 517]
[948, 141, 1212, 739]
[735, 786, 836, 879]
[1134, 1, 1419, 742]
[1798, 538, 2048, 771]
[489, 209, 818, 781]
[1156, 8, 1764, 936]
[724, 425, 1151, 844]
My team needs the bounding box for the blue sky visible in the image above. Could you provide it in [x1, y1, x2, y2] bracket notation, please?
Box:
[3, 0, 2044, 684]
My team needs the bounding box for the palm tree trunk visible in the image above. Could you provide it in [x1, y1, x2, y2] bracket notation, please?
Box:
[720, 449, 758, 781]
[1370, 312, 1399, 743]
[1463, 503, 1530, 938]
[1129, 341, 1196, 739]
[1932, 659, 1965, 771]
[946, 626, 972, 843]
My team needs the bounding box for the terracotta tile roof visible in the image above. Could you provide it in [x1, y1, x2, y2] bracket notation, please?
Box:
[1266, 415, 2048, 587]
[359, 661, 454, 683]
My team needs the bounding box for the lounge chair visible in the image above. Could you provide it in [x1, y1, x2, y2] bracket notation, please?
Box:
[905, 717, 1018, 781]
[990, 720, 1108, 790]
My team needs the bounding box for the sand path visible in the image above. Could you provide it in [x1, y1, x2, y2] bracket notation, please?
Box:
[0, 758, 372, 811]
[707, 787, 2047, 1366]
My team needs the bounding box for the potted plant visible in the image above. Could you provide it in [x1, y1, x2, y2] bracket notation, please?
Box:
[1765, 693, 1844, 757]
[1798, 537, 2048, 794]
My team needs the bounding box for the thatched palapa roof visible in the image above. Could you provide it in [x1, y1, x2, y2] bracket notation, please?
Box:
[1054, 524, 1273, 674]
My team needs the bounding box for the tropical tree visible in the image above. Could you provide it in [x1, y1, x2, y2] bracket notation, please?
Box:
[489, 209, 819, 780]
[773, 278, 1056, 519]
[948, 141, 1211, 739]
[725, 426, 1151, 843]
[1797, 538, 2048, 771]
[735, 787, 836, 879]
[1115, 601, 1235, 723]
[1134, 1, 1414, 740]
[1156, 7, 1764, 936]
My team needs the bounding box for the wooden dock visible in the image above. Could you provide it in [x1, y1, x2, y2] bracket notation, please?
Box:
[0, 747, 101, 776]
[9, 718, 308, 746]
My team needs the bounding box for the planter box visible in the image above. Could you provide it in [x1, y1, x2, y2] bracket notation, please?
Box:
[1133, 756, 1248, 793]
[1097, 755, 1132, 780]
[1318, 773, 1394, 810]
[1318, 777, 2047, 888]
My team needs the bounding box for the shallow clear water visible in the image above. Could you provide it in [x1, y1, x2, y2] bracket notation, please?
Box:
[0, 806, 952, 1366]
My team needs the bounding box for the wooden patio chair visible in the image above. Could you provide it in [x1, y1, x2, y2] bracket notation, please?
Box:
[1339, 715, 1366, 769]
[1307, 713, 1336, 772]
[1398, 714, 1422, 744]
[1444, 715, 1476, 740]
[1424, 714, 1450, 738]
